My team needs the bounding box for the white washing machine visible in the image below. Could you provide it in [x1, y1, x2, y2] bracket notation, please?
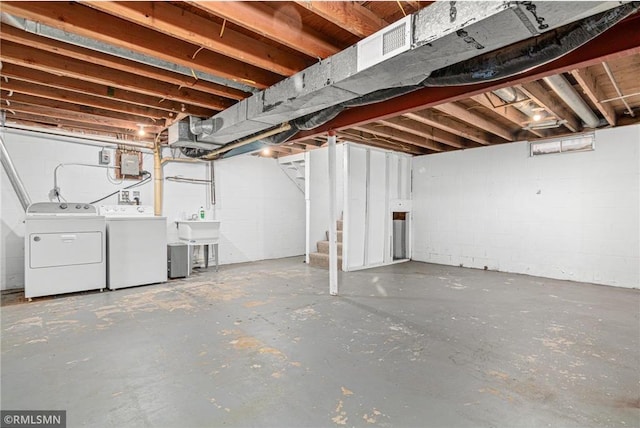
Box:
[99, 205, 167, 290]
[25, 202, 106, 299]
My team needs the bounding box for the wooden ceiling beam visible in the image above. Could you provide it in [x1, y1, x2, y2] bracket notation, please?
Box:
[0, 64, 215, 119]
[188, 1, 339, 59]
[471, 93, 546, 138]
[293, 1, 388, 37]
[2, 111, 156, 141]
[2, 102, 161, 134]
[1, 1, 279, 89]
[378, 117, 475, 149]
[296, 140, 323, 148]
[1, 41, 232, 111]
[570, 67, 617, 127]
[403, 110, 493, 146]
[337, 130, 429, 155]
[1, 92, 164, 132]
[2, 78, 170, 122]
[285, 142, 309, 151]
[353, 124, 448, 152]
[433, 102, 515, 142]
[519, 81, 581, 132]
[82, 1, 310, 77]
[0, 26, 248, 101]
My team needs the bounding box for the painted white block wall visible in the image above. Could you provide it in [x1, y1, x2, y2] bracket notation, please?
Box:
[412, 125, 640, 288]
[1, 128, 305, 290]
[163, 153, 305, 265]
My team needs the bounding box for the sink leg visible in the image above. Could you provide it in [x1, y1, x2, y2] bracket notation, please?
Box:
[214, 243, 219, 272]
[204, 244, 209, 269]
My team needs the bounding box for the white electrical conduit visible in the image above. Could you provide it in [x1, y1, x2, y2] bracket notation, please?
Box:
[542, 74, 600, 128]
[0, 133, 31, 210]
[2, 124, 154, 151]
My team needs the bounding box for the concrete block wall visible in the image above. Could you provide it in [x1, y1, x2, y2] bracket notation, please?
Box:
[1, 128, 305, 290]
[163, 153, 305, 265]
[411, 125, 640, 288]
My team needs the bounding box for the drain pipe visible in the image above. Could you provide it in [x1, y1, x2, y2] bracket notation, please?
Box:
[543, 75, 600, 128]
[201, 123, 292, 160]
[153, 140, 163, 216]
[0, 133, 31, 211]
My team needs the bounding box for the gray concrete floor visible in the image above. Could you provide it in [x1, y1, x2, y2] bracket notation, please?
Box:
[1, 257, 639, 428]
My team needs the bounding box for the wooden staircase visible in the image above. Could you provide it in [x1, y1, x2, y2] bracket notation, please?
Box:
[309, 219, 343, 270]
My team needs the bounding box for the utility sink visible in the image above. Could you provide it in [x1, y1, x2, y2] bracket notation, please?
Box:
[176, 220, 221, 243]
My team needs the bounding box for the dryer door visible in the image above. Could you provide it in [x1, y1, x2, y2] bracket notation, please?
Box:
[29, 232, 103, 268]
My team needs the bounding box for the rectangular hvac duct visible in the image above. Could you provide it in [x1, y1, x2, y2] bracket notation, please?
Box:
[175, 1, 627, 150]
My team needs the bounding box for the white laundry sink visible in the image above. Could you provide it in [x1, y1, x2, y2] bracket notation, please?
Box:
[176, 220, 220, 243]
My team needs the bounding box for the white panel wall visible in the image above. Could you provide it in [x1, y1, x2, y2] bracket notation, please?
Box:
[345, 145, 367, 268]
[1, 128, 305, 290]
[412, 125, 640, 288]
[344, 143, 412, 270]
[306, 144, 344, 257]
[366, 149, 387, 265]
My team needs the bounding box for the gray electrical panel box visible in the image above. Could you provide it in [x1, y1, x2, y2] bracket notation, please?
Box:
[121, 153, 140, 176]
[167, 244, 189, 278]
[99, 149, 111, 165]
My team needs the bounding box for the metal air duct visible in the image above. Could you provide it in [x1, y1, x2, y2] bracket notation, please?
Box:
[493, 87, 540, 119]
[175, 1, 636, 156]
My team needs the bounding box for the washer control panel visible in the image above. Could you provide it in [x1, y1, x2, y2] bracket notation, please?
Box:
[99, 205, 155, 217]
[26, 202, 97, 215]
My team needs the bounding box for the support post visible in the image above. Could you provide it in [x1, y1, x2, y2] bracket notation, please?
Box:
[327, 130, 338, 296]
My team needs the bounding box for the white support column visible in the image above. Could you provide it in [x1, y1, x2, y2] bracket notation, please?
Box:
[327, 131, 338, 296]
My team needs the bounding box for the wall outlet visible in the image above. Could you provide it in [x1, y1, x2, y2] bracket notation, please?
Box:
[99, 148, 111, 165]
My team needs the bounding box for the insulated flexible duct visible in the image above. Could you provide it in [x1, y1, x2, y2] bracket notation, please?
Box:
[422, 2, 639, 86]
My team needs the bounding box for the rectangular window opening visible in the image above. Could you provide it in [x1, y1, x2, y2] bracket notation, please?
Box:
[530, 134, 594, 157]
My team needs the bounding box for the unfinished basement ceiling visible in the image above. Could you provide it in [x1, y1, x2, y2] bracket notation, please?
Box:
[1, 1, 639, 158]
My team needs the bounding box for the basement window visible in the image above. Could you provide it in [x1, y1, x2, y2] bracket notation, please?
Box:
[530, 134, 595, 156]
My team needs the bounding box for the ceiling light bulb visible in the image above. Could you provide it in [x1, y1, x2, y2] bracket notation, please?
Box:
[262, 148, 271, 156]
[137, 126, 145, 136]
[533, 113, 542, 122]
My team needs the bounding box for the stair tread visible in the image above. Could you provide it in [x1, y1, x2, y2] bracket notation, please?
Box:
[316, 240, 343, 255]
[309, 252, 343, 270]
